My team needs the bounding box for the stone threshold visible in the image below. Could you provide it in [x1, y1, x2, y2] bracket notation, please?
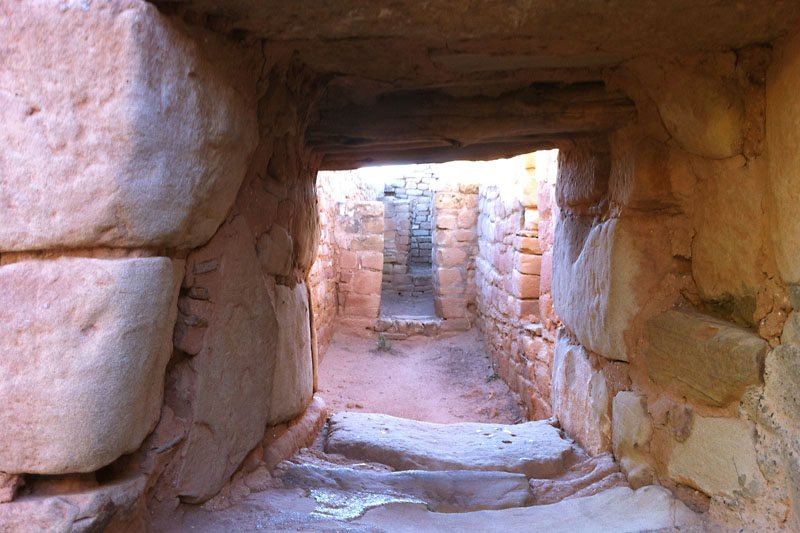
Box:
[373, 315, 471, 339]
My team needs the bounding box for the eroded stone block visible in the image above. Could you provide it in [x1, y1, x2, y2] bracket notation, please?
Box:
[612, 391, 654, 488]
[0, 256, 179, 474]
[644, 309, 766, 406]
[0, 0, 257, 251]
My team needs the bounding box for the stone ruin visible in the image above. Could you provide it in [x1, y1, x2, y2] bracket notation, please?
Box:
[2, 0, 800, 531]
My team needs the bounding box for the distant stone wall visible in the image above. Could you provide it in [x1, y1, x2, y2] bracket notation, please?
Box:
[309, 173, 339, 355]
[334, 200, 385, 334]
[431, 180, 479, 326]
[382, 170, 435, 294]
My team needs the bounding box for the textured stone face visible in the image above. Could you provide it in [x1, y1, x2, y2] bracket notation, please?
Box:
[266, 283, 314, 425]
[768, 31, 800, 284]
[644, 309, 766, 406]
[612, 391, 654, 488]
[551, 333, 611, 455]
[668, 415, 764, 498]
[553, 216, 640, 362]
[0, 257, 180, 474]
[177, 216, 279, 503]
[0, 0, 257, 251]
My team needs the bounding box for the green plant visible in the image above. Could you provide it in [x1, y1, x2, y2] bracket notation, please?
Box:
[377, 333, 392, 352]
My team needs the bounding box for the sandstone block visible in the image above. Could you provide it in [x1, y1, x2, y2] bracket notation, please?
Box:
[437, 248, 468, 267]
[612, 391, 654, 488]
[0, 256, 179, 474]
[353, 269, 383, 294]
[644, 309, 766, 406]
[177, 216, 280, 503]
[768, 31, 800, 283]
[514, 235, 542, 254]
[436, 215, 457, 230]
[513, 298, 540, 321]
[362, 218, 385, 234]
[438, 267, 463, 286]
[553, 215, 669, 362]
[0, 0, 257, 251]
[556, 138, 610, 208]
[511, 270, 540, 299]
[551, 333, 611, 455]
[668, 415, 763, 498]
[457, 210, 478, 229]
[514, 253, 543, 277]
[267, 283, 314, 425]
[339, 250, 357, 270]
[360, 251, 384, 271]
[256, 224, 293, 276]
[438, 297, 467, 319]
[354, 201, 384, 218]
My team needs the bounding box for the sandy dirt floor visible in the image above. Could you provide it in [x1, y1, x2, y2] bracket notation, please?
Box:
[317, 329, 525, 424]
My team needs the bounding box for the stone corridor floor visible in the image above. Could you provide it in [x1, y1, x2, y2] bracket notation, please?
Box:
[379, 290, 436, 318]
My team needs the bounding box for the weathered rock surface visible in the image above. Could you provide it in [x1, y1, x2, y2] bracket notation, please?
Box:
[0, 257, 179, 474]
[668, 415, 764, 498]
[0, 475, 146, 533]
[612, 391, 654, 488]
[528, 452, 626, 504]
[355, 485, 700, 533]
[266, 282, 314, 425]
[551, 333, 611, 455]
[645, 309, 766, 406]
[553, 215, 645, 362]
[177, 216, 279, 503]
[0, 473, 23, 503]
[768, 30, 800, 284]
[0, 0, 258, 251]
[279, 461, 532, 512]
[326, 413, 576, 477]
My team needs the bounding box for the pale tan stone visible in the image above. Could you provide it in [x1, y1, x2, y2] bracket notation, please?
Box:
[436, 248, 468, 267]
[457, 210, 478, 229]
[339, 250, 358, 270]
[644, 309, 766, 406]
[177, 216, 279, 503]
[257, 224, 294, 276]
[0, 256, 179, 474]
[353, 269, 383, 294]
[511, 269, 540, 299]
[438, 297, 468, 319]
[612, 391, 654, 489]
[436, 215, 458, 230]
[551, 333, 611, 455]
[514, 235, 542, 254]
[0, 0, 257, 251]
[514, 253, 542, 275]
[768, 31, 800, 283]
[438, 268, 463, 285]
[360, 251, 384, 271]
[668, 415, 764, 498]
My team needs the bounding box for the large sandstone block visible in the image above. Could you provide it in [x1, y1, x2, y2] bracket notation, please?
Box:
[551, 333, 611, 455]
[612, 391, 654, 488]
[0, 256, 179, 474]
[0, 0, 258, 251]
[177, 217, 279, 503]
[768, 31, 800, 283]
[267, 283, 314, 425]
[668, 415, 763, 498]
[644, 309, 766, 406]
[553, 215, 657, 362]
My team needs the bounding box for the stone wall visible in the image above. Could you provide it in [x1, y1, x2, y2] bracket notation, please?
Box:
[309, 172, 339, 355]
[0, 3, 329, 527]
[382, 170, 435, 295]
[334, 200, 385, 334]
[473, 153, 558, 419]
[432, 179, 479, 326]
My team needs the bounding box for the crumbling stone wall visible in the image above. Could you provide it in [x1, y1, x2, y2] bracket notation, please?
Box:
[309, 173, 340, 355]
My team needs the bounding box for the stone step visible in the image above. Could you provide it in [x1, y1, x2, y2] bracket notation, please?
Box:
[351, 485, 701, 533]
[325, 413, 577, 478]
[278, 459, 532, 512]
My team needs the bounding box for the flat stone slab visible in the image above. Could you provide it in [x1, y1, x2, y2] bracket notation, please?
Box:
[280, 461, 532, 512]
[354, 485, 701, 533]
[326, 413, 576, 478]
